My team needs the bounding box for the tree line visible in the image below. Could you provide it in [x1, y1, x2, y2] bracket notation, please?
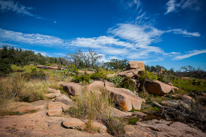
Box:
[1, 45, 205, 79]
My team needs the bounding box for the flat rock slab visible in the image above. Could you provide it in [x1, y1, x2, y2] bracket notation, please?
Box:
[44, 88, 61, 99]
[133, 111, 147, 117]
[105, 86, 143, 111]
[63, 118, 107, 133]
[14, 100, 50, 113]
[0, 112, 112, 137]
[125, 119, 206, 137]
[47, 102, 71, 116]
[55, 94, 73, 105]
[112, 108, 132, 118]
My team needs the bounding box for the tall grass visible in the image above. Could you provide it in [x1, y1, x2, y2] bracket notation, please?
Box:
[0, 73, 60, 115]
[68, 89, 126, 135]
[69, 89, 113, 121]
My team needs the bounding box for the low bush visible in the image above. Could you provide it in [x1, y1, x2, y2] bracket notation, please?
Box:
[73, 73, 92, 84]
[117, 77, 137, 92]
[23, 69, 47, 81]
[108, 75, 124, 86]
[0, 61, 12, 76]
[68, 65, 79, 75]
[91, 71, 107, 80]
[46, 63, 51, 66]
[102, 117, 126, 136]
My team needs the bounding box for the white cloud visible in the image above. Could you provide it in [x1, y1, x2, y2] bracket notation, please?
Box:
[0, 28, 64, 45]
[108, 23, 164, 53]
[165, 0, 176, 14]
[167, 29, 200, 37]
[70, 36, 134, 49]
[53, 20, 57, 23]
[0, 0, 43, 19]
[165, 0, 201, 14]
[173, 49, 206, 60]
[163, 52, 180, 56]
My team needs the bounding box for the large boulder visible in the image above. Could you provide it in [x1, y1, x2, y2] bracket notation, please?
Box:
[105, 86, 143, 111]
[145, 80, 179, 95]
[61, 82, 83, 96]
[127, 61, 145, 70]
[85, 80, 105, 92]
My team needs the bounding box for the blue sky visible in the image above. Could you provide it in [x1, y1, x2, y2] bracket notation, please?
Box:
[0, 0, 205, 70]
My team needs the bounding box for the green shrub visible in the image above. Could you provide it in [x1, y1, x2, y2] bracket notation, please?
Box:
[117, 77, 137, 92]
[46, 63, 51, 66]
[23, 69, 47, 81]
[138, 70, 158, 82]
[73, 73, 91, 84]
[0, 63, 11, 76]
[11, 65, 24, 72]
[68, 65, 79, 75]
[91, 71, 107, 80]
[108, 75, 124, 86]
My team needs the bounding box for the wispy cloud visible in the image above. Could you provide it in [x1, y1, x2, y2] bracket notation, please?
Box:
[0, 0, 44, 19]
[0, 28, 64, 45]
[166, 29, 201, 37]
[173, 49, 206, 60]
[123, 0, 141, 10]
[165, 0, 201, 14]
[70, 36, 134, 49]
[108, 23, 164, 53]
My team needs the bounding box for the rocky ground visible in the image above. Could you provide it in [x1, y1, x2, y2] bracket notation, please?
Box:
[0, 88, 205, 137]
[0, 61, 205, 136]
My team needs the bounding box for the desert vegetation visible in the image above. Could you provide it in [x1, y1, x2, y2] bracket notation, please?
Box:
[0, 45, 206, 136]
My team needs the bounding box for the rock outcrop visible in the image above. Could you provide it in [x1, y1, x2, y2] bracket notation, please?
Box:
[145, 80, 179, 95]
[127, 61, 145, 70]
[107, 61, 145, 78]
[61, 82, 83, 96]
[105, 86, 143, 111]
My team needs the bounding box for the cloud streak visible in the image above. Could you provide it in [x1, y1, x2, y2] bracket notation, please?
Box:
[166, 29, 201, 37]
[0, 0, 44, 19]
[0, 28, 64, 45]
[165, 0, 201, 14]
[173, 49, 206, 60]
